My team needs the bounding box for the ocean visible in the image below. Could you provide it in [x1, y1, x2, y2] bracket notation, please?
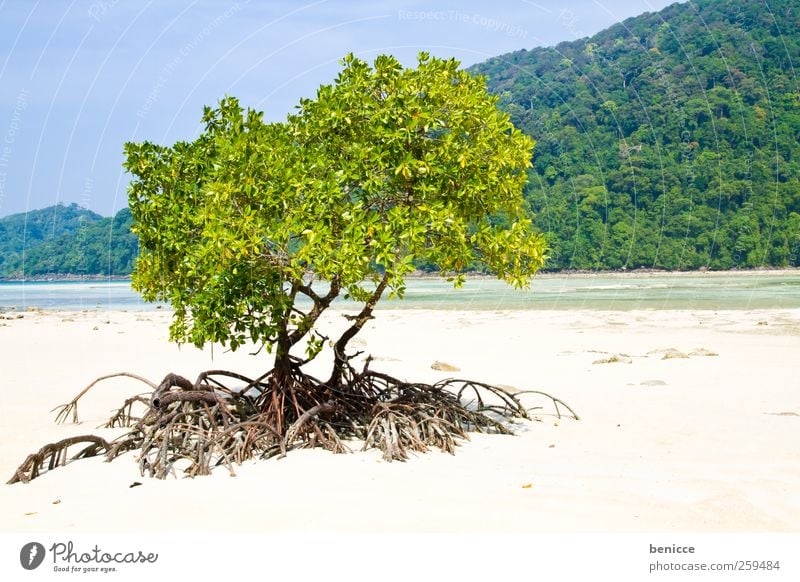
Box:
[1, 271, 799, 311]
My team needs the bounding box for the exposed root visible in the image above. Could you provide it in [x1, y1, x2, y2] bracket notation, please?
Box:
[52, 372, 157, 424]
[106, 395, 151, 428]
[9, 364, 577, 483]
[7, 435, 111, 484]
[514, 389, 581, 421]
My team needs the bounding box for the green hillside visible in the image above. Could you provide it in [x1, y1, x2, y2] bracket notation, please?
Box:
[471, 0, 800, 270]
[0, 205, 137, 278]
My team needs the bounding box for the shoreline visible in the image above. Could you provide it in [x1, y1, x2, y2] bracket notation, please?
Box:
[534, 266, 800, 279]
[2, 266, 799, 283]
[0, 274, 131, 283]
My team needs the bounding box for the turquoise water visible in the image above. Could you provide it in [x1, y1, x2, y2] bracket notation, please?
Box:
[0, 280, 151, 311]
[1, 272, 798, 311]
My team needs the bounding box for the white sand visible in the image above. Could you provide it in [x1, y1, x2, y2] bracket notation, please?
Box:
[1, 307, 798, 532]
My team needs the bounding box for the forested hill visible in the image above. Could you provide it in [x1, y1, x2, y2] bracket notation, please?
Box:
[0, 204, 137, 278]
[471, 0, 800, 270]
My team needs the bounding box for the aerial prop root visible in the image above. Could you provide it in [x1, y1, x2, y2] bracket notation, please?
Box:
[8, 365, 577, 483]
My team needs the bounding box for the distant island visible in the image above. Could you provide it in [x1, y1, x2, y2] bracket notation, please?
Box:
[1, 0, 798, 278]
[0, 203, 137, 279]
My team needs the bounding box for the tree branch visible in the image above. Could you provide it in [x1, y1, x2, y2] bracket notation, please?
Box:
[288, 276, 341, 346]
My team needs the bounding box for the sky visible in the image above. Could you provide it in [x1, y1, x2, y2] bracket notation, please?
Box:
[0, 0, 678, 218]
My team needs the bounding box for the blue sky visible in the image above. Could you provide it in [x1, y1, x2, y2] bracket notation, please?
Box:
[0, 0, 676, 218]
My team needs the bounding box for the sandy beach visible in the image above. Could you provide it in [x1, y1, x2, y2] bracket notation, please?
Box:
[1, 307, 798, 532]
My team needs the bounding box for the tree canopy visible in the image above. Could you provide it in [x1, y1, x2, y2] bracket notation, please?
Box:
[125, 52, 546, 362]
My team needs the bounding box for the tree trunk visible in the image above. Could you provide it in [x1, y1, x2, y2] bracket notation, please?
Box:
[267, 326, 295, 433]
[327, 274, 390, 387]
